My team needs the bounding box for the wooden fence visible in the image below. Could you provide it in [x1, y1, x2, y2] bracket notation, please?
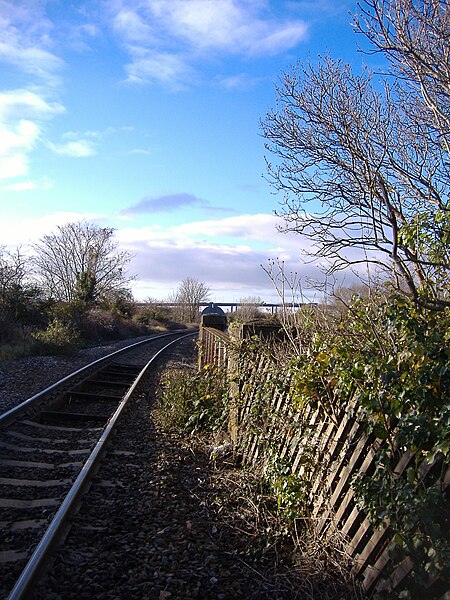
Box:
[199, 325, 450, 598]
[198, 326, 229, 370]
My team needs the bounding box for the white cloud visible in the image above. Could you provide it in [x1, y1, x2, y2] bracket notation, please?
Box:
[0, 119, 40, 179]
[3, 180, 37, 191]
[47, 139, 97, 157]
[66, 22, 101, 52]
[113, 8, 155, 43]
[116, 212, 322, 300]
[163, 0, 244, 49]
[0, 89, 64, 180]
[249, 22, 309, 55]
[0, 153, 28, 179]
[0, 5, 64, 86]
[117, 213, 307, 257]
[2, 177, 53, 191]
[41, 125, 138, 160]
[124, 50, 194, 88]
[217, 73, 261, 90]
[0, 208, 356, 301]
[109, 0, 308, 88]
[0, 89, 65, 121]
[129, 148, 151, 155]
[142, 0, 308, 55]
[0, 211, 106, 248]
[0, 43, 64, 85]
[173, 213, 280, 240]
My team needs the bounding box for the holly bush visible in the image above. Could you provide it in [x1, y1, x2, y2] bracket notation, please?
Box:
[289, 295, 449, 597]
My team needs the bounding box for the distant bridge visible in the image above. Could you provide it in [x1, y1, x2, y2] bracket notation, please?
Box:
[150, 301, 311, 314]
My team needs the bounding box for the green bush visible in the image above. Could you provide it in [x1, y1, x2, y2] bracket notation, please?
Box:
[156, 364, 229, 434]
[134, 303, 171, 325]
[31, 318, 81, 356]
[233, 293, 449, 596]
[287, 295, 450, 596]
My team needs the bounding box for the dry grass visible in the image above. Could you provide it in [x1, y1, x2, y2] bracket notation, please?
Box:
[194, 440, 365, 600]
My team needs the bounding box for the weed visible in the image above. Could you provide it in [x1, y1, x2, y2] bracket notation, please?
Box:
[156, 364, 229, 434]
[31, 319, 81, 356]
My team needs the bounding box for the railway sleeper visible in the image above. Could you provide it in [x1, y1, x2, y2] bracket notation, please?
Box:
[64, 391, 124, 401]
[37, 411, 108, 426]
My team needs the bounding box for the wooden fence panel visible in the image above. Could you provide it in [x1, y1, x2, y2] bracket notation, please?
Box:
[199, 325, 449, 598]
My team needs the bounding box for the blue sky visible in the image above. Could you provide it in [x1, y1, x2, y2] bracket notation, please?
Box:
[0, 0, 364, 302]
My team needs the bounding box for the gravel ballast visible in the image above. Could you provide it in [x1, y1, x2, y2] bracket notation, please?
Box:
[3, 336, 360, 599]
[0, 335, 168, 415]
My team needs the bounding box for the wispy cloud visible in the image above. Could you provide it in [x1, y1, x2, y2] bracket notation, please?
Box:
[112, 7, 156, 43]
[109, 0, 308, 88]
[65, 22, 101, 52]
[45, 128, 118, 158]
[0, 89, 64, 122]
[142, 0, 308, 55]
[175, 213, 282, 241]
[124, 50, 195, 89]
[129, 148, 151, 156]
[0, 119, 40, 179]
[216, 73, 262, 90]
[47, 139, 97, 158]
[0, 211, 105, 247]
[2, 180, 36, 191]
[0, 0, 66, 180]
[2, 177, 53, 192]
[123, 192, 206, 214]
[0, 2, 64, 86]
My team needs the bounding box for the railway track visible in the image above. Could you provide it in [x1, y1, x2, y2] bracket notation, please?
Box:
[0, 331, 196, 599]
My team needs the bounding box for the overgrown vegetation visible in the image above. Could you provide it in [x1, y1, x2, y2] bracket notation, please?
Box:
[0, 223, 198, 361]
[289, 295, 449, 596]
[155, 357, 362, 599]
[156, 364, 229, 434]
[163, 286, 448, 598]
[256, 0, 450, 591]
[31, 318, 81, 356]
[203, 453, 362, 600]
[0, 295, 183, 359]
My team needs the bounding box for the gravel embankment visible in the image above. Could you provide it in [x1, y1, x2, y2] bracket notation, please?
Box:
[0, 336, 162, 415]
[3, 336, 360, 600]
[30, 337, 303, 600]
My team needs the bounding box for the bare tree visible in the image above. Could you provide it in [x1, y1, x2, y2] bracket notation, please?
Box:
[172, 277, 210, 323]
[0, 246, 38, 339]
[262, 0, 449, 308]
[33, 221, 134, 304]
[233, 296, 263, 322]
[0, 246, 28, 305]
[354, 0, 450, 153]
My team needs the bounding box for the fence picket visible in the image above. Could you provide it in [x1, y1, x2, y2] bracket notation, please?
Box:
[199, 325, 449, 596]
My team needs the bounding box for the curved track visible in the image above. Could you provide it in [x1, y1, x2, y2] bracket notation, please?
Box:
[0, 331, 196, 599]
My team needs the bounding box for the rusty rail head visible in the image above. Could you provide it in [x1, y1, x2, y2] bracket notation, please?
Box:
[7, 332, 196, 600]
[0, 330, 193, 429]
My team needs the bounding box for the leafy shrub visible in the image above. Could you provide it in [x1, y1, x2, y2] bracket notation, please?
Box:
[156, 364, 229, 434]
[286, 295, 450, 596]
[75, 308, 150, 341]
[134, 303, 171, 325]
[31, 318, 81, 355]
[262, 450, 310, 528]
[230, 292, 449, 596]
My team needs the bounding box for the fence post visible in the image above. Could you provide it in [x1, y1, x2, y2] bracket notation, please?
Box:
[198, 314, 227, 369]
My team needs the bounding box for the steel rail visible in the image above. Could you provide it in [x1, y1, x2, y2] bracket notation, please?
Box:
[7, 332, 196, 600]
[0, 329, 195, 427]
